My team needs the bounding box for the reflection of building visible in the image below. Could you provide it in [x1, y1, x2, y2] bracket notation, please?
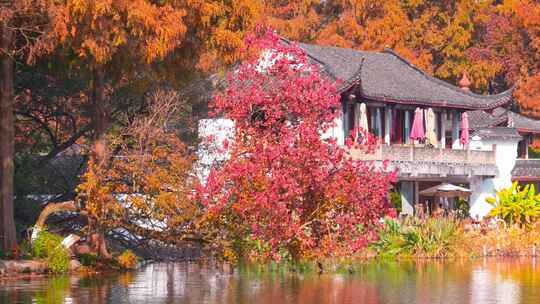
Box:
[198, 39, 540, 219]
[470, 263, 521, 304]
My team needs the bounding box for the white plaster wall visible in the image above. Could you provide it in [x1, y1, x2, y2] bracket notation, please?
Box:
[469, 136, 492, 151]
[321, 114, 344, 145]
[198, 114, 344, 182]
[196, 118, 234, 181]
[469, 139, 519, 219]
[400, 181, 414, 216]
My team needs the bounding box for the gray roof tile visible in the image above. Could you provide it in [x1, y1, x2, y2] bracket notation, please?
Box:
[467, 107, 540, 134]
[467, 110, 502, 129]
[471, 127, 522, 141]
[508, 111, 540, 134]
[512, 159, 540, 179]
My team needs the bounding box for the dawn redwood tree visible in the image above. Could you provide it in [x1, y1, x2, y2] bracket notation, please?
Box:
[0, 0, 60, 253]
[200, 28, 396, 262]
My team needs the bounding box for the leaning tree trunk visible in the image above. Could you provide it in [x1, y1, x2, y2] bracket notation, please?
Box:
[0, 23, 17, 253]
[32, 200, 112, 259]
[34, 201, 78, 229]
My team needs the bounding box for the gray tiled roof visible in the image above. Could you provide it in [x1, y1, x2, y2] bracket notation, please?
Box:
[292, 41, 513, 110]
[512, 159, 540, 179]
[471, 127, 522, 141]
[508, 111, 540, 134]
[467, 107, 540, 134]
[467, 110, 503, 129]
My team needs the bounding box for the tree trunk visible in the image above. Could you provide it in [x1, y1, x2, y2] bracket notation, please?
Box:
[34, 201, 78, 228]
[0, 24, 16, 253]
[92, 66, 107, 138]
[91, 66, 108, 162]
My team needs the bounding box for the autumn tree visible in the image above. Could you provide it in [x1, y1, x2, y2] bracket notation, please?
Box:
[264, 1, 503, 91]
[50, 1, 185, 159]
[470, 0, 540, 116]
[75, 89, 200, 256]
[0, 0, 61, 253]
[200, 29, 396, 262]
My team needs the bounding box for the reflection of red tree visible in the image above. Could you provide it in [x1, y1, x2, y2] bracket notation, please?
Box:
[241, 276, 380, 304]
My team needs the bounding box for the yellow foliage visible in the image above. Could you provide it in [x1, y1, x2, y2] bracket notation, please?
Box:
[117, 250, 139, 270]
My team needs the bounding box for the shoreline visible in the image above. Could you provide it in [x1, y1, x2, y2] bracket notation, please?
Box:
[4, 255, 540, 280]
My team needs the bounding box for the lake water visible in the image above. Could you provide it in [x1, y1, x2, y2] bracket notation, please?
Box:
[2, 259, 540, 304]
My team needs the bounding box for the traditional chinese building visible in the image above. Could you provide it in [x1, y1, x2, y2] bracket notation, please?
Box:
[198, 40, 540, 219]
[288, 41, 521, 218]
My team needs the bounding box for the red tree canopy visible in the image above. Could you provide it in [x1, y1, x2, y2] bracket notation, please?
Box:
[200, 28, 396, 262]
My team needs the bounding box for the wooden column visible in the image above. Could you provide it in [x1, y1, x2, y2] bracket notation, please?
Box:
[384, 106, 392, 145]
[526, 135, 530, 159]
[414, 181, 419, 209]
[342, 99, 349, 139]
[404, 110, 411, 144]
[451, 110, 460, 149]
[375, 107, 383, 139]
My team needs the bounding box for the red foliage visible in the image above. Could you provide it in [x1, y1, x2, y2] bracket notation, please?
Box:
[200, 28, 396, 261]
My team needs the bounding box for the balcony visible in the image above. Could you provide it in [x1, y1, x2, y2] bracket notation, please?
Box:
[350, 145, 498, 178]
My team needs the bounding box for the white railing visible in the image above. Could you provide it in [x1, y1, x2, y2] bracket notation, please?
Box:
[350, 144, 496, 165]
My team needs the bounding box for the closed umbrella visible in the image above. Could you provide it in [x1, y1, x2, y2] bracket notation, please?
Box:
[425, 108, 437, 147]
[410, 107, 425, 141]
[460, 112, 470, 145]
[419, 183, 471, 198]
[357, 103, 369, 142]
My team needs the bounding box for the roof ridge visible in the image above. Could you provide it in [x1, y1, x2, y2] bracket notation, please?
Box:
[297, 41, 379, 55]
[381, 48, 513, 100]
[279, 37, 333, 77]
[337, 58, 364, 93]
[510, 109, 540, 121]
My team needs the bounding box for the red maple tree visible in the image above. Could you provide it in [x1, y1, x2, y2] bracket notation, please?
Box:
[200, 28, 396, 262]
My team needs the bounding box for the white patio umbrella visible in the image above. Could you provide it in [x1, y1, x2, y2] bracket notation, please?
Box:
[419, 183, 472, 198]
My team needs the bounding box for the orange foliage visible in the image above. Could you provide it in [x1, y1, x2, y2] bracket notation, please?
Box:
[53, 0, 187, 65]
[263, 1, 509, 92]
[77, 89, 200, 243]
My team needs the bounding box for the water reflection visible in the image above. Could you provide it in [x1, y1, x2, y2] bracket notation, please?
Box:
[2, 259, 540, 304]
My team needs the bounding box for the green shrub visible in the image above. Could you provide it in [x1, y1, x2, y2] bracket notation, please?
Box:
[372, 217, 461, 258]
[371, 219, 406, 258]
[401, 217, 459, 256]
[32, 228, 64, 258]
[455, 198, 470, 219]
[32, 228, 70, 273]
[47, 247, 70, 273]
[78, 253, 98, 267]
[18, 240, 34, 260]
[389, 191, 402, 214]
[487, 182, 540, 227]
